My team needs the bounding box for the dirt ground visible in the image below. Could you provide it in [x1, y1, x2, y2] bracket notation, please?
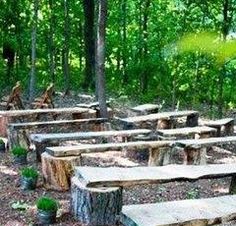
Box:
[1, 93, 236, 225]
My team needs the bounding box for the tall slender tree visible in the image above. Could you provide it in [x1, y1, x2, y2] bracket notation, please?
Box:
[96, 0, 108, 118]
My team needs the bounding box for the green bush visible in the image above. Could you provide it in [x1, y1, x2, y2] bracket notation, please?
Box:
[0, 139, 4, 144]
[11, 146, 27, 157]
[37, 197, 58, 212]
[20, 167, 38, 179]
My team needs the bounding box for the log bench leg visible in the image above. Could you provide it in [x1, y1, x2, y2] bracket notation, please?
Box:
[42, 153, 81, 191]
[184, 147, 206, 165]
[0, 115, 10, 137]
[157, 119, 172, 129]
[71, 177, 122, 226]
[148, 147, 171, 166]
[225, 122, 234, 136]
[186, 113, 199, 127]
[230, 175, 236, 194]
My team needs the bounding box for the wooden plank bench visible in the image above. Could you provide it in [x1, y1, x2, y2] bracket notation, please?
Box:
[172, 136, 236, 165]
[119, 110, 199, 130]
[7, 118, 107, 151]
[0, 107, 96, 137]
[157, 126, 217, 140]
[121, 195, 236, 226]
[203, 118, 234, 136]
[42, 140, 173, 191]
[130, 104, 160, 115]
[32, 129, 152, 162]
[71, 164, 236, 225]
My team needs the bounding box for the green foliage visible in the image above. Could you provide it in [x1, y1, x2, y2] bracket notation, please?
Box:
[20, 167, 38, 179]
[36, 197, 58, 212]
[11, 146, 28, 157]
[11, 201, 30, 211]
[0, 139, 5, 144]
[186, 188, 199, 199]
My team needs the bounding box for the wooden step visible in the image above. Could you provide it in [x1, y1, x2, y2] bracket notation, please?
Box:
[121, 195, 236, 226]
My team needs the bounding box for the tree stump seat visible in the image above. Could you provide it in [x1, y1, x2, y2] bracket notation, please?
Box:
[157, 126, 217, 140]
[130, 103, 160, 115]
[7, 118, 107, 151]
[119, 110, 199, 130]
[32, 129, 151, 161]
[204, 118, 234, 136]
[72, 164, 236, 225]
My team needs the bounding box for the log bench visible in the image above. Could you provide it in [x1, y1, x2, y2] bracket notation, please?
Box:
[71, 164, 236, 225]
[130, 104, 160, 115]
[119, 110, 199, 130]
[42, 140, 173, 191]
[7, 118, 107, 151]
[172, 136, 236, 165]
[0, 107, 96, 137]
[203, 118, 234, 136]
[32, 129, 152, 162]
[157, 126, 217, 140]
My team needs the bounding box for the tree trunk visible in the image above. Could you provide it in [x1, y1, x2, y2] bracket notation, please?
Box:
[122, 0, 128, 84]
[29, 0, 39, 102]
[71, 176, 122, 226]
[49, 0, 56, 83]
[62, 0, 70, 95]
[96, 0, 108, 118]
[82, 0, 96, 90]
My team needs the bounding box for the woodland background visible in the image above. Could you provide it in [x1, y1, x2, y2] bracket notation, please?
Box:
[1, 0, 236, 117]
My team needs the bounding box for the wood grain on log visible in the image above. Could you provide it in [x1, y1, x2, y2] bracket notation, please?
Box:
[41, 152, 81, 191]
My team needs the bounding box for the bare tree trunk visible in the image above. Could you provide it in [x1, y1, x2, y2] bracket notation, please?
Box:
[62, 0, 70, 95]
[96, 0, 108, 118]
[49, 0, 55, 83]
[122, 0, 128, 84]
[82, 0, 95, 91]
[29, 0, 38, 102]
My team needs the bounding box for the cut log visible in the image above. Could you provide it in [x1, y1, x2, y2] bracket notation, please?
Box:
[41, 152, 81, 191]
[71, 176, 122, 226]
[130, 104, 159, 115]
[157, 119, 172, 129]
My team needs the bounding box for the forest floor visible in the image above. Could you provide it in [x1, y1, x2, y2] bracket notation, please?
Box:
[1, 93, 236, 225]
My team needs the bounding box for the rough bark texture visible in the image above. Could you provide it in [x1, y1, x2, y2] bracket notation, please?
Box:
[186, 113, 199, 127]
[71, 177, 122, 226]
[96, 0, 108, 118]
[41, 152, 81, 191]
[157, 119, 172, 129]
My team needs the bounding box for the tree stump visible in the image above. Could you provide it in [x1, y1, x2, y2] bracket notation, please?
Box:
[41, 152, 81, 191]
[148, 148, 165, 166]
[71, 176, 122, 226]
[157, 119, 172, 129]
[186, 113, 199, 127]
[230, 175, 236, 194]
[184, 147, 206, 165]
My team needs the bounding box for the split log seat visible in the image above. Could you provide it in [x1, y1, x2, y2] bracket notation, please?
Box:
[119, 110, 199, 130]
[43, 140, 174, 190]
[0, 107, 96, 137]
[157, 126, 217, 140]
[121, 195, 236, 226]
[203, 118, 234, 136]
[130, 104, 160, 115]
[32, 129, 152, 161]
[7, 118, 107, 150]
[71, 164, 236, 226]
[77, 101, 113, 118]
[172, 136, 236, 165]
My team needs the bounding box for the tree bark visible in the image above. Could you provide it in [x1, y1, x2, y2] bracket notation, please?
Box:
[71, 176, 122, 226]
[82, 0, 96, 90]
[62, 0, 70, 95]
[96, 0, 108, 118]
[29, 0, 39, 102]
